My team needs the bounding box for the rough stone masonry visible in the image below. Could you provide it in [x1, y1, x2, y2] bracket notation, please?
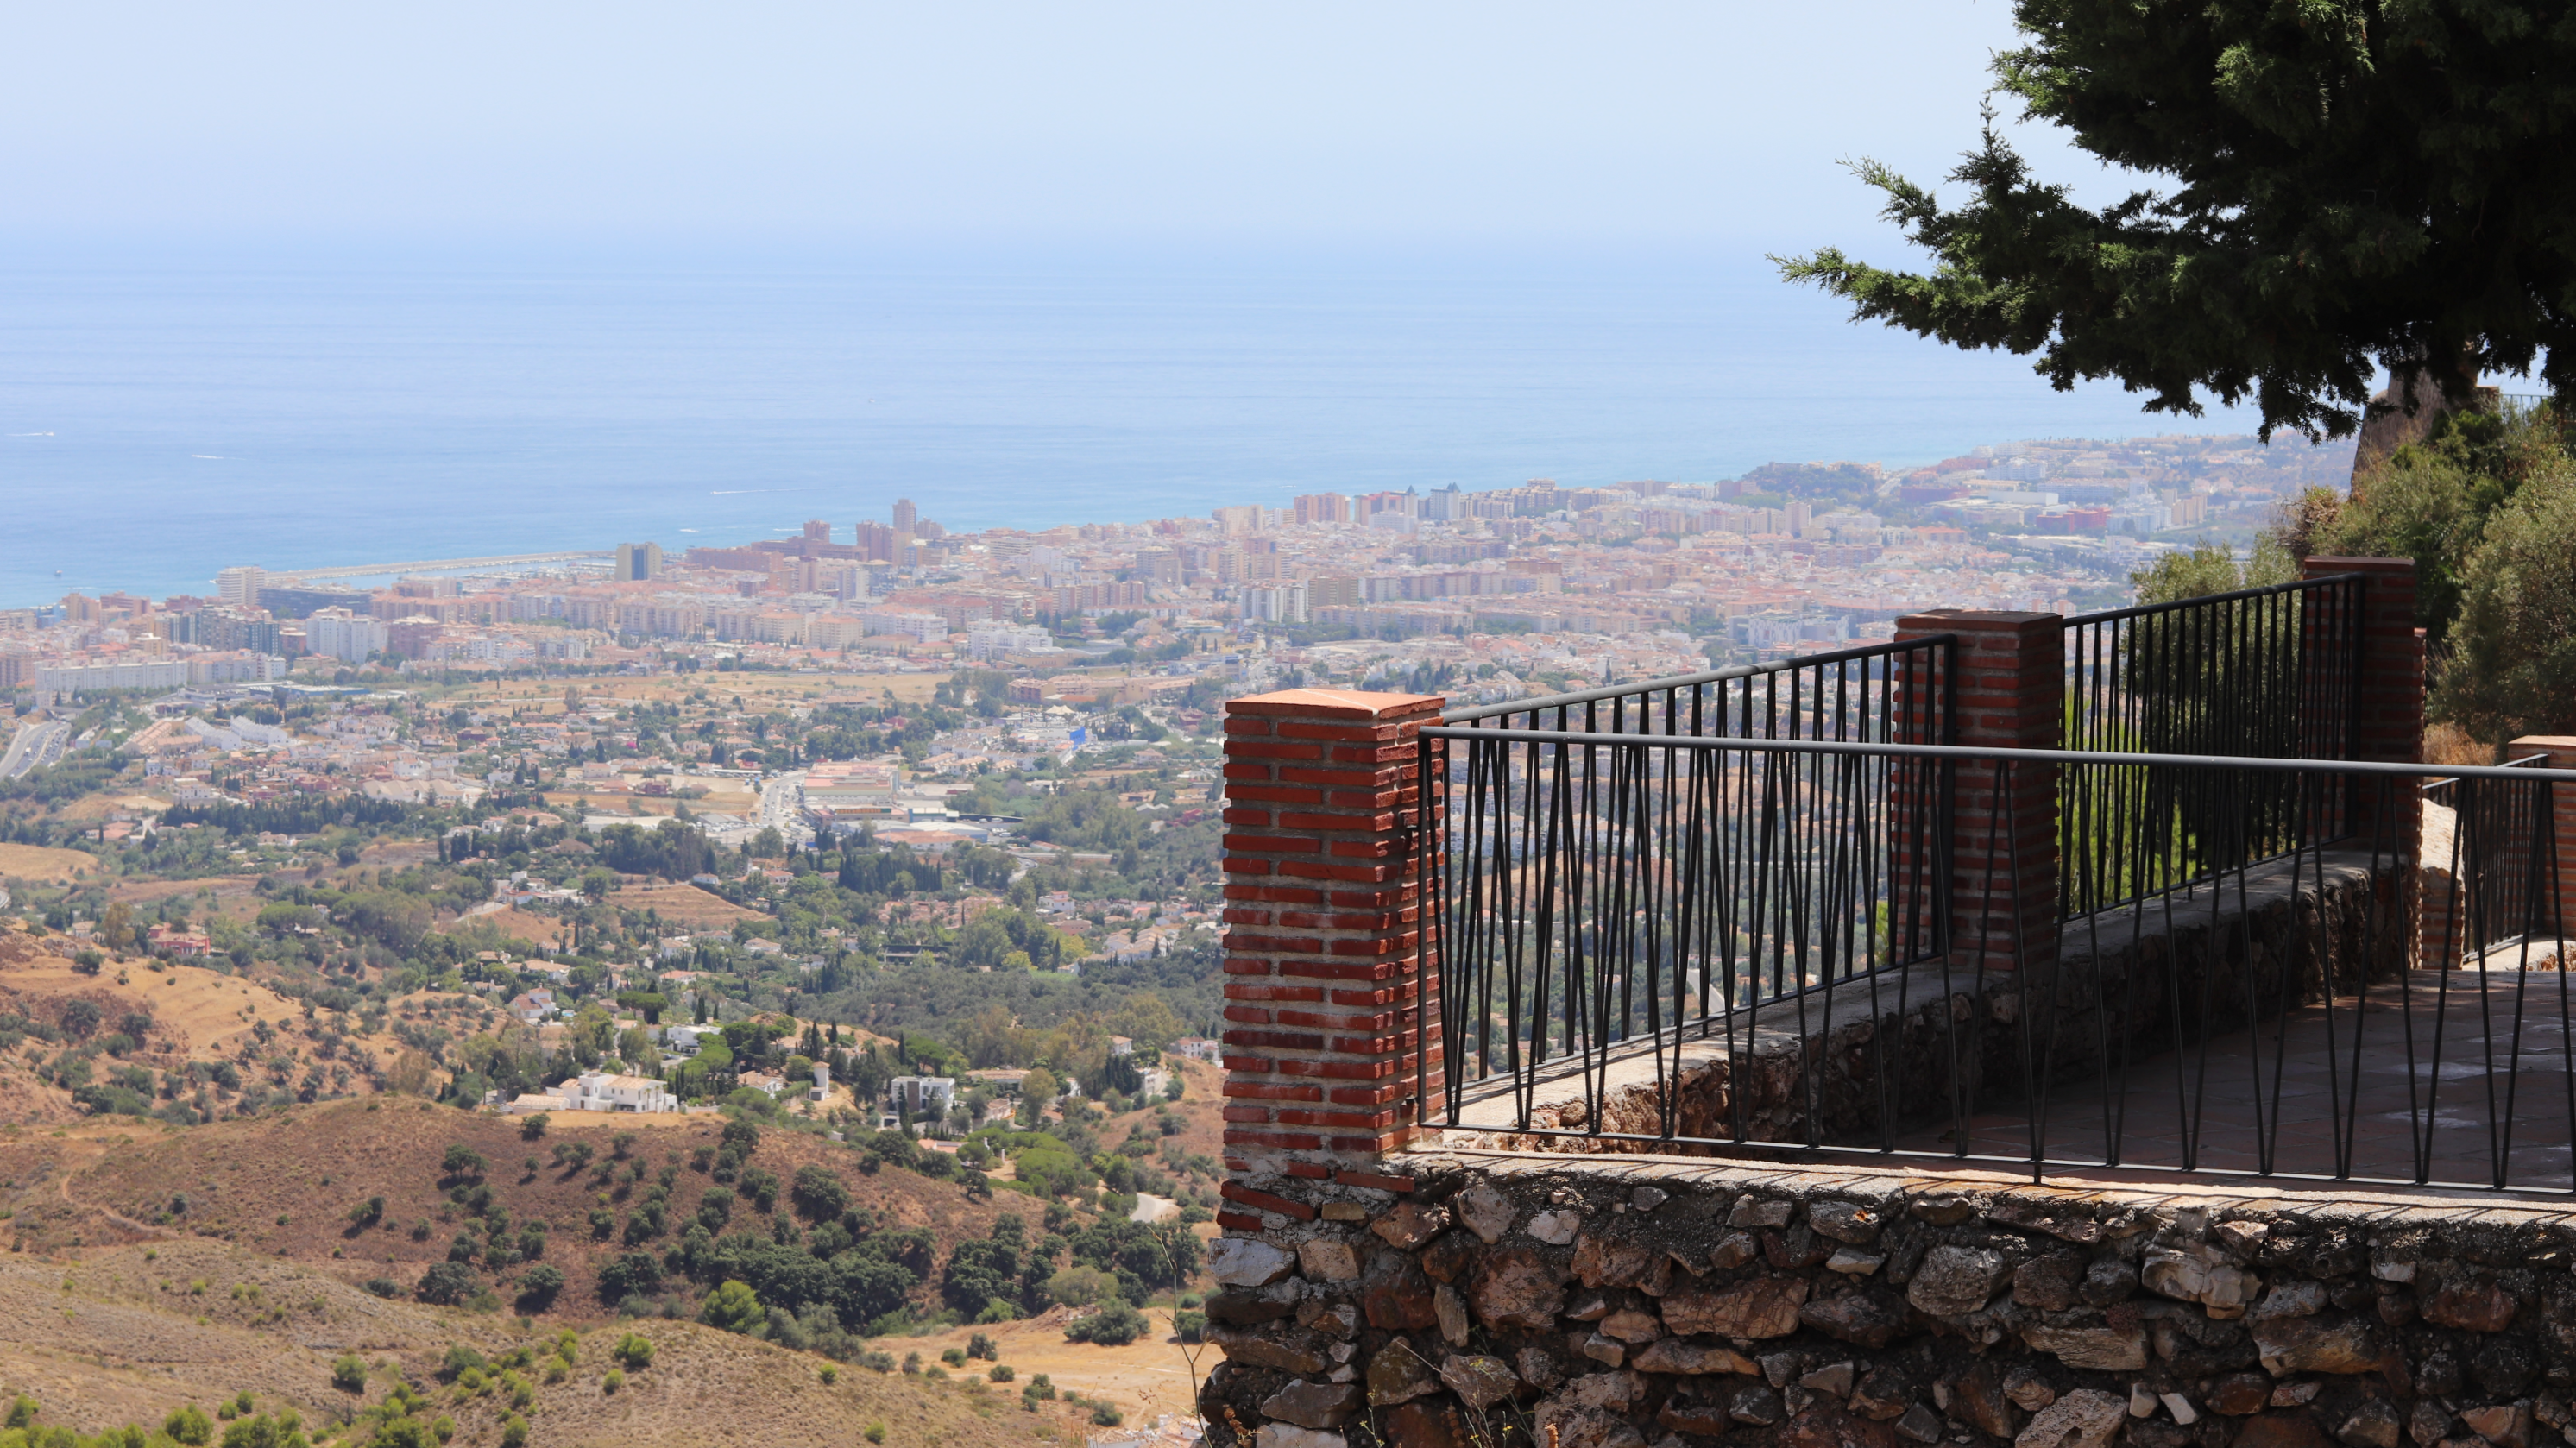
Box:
[1198, 1152, 2576, 1448]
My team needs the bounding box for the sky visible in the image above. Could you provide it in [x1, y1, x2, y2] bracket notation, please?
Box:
[1, 2, 2076, 254]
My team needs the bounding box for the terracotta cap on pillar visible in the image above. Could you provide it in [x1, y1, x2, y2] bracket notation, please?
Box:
[1226, 688, 1445, 720]
[2303, 555, 2421, 577]
[1894, 609, 2062, 630]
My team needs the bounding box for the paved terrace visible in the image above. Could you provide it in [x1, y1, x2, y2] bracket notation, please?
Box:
[1917, 961, 2576, 1195]
[1437, 953, 2576, 1197]
[1433, 837, 2576, 1196]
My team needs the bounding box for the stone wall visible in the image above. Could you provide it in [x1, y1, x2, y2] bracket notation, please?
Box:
[1199, 1151, 2576, 1448]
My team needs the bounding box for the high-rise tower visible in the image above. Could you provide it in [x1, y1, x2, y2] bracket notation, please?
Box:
[214, 566, 266, 607]
[614, 542, 664, 581]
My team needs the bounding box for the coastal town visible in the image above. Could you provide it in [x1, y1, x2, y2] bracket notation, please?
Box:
[2, 430, 2345, 716]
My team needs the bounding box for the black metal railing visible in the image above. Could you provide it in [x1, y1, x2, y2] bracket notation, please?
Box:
[1413, 733, 2576, 1194]
[1422, 639, 1958, 1138]
[1420, 727, 1956, 1144]
[2058, 573, 2366, 920]
[2424, 755, 2557, 967]
[1441, 634, 1956, 746]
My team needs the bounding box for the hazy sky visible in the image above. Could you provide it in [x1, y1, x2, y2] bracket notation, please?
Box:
[5, 2, 2075, 250]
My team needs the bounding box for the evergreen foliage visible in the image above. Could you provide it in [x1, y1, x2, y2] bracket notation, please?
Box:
[1781, 0, 2576, 438]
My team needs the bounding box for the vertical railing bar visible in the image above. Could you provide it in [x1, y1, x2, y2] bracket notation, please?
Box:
[2499, 773, 2548, 1187]
[2423, 776, 2466, 1184]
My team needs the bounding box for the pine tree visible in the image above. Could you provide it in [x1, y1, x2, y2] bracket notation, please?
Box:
[1779, 0, 2576, 439]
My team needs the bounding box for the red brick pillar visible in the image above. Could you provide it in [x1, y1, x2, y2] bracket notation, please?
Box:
[1893, 611, 2063, 974]
[2305, 555, 2423, 771]
[2303, 557, 2423, 963]
[1217, 688, 1444, 1228]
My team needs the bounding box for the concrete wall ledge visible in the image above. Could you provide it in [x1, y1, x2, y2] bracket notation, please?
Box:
[1396, 1146, 2576, 1231]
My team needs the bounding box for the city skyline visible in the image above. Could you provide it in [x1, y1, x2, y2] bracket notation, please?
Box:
[3, 428, 2350, 712]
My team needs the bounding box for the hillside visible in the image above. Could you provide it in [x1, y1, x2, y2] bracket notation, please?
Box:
[0, 926, 328, 1125]
[0, 843, 101, 885]
[0, 1237, 1099, 1447]
[47, 1100, 1010, 1306]
[0, 910, 1236, 1442]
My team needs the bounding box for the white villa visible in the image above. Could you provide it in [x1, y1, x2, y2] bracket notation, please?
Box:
[660, 1024, 721, 1056]
[878, 1075, 957, 1131]
[494, 1069, 678, 1115]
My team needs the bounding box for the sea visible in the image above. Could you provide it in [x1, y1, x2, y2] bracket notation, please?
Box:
[0, 241, 2279, 608]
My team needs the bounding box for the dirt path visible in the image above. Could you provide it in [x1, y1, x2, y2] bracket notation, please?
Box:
[54, 1137, 172, 1240]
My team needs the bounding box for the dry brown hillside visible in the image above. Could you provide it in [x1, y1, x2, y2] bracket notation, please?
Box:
[0, 1237, 1096, 1447]
[38, 1100, 1006, 1313]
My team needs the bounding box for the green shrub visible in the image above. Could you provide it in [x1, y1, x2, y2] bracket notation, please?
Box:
[602, 1369, 625, 1394]
[1090, 1401, 1124, 1426]
[1044, 1265, 1114, 1307]
[332, 1355, 368, 1393]
[864, 1425, 887, 1445]
[416, 1262, 478, 1306]
[698, 1280, 763, 1333]
[516, 1262, 565, 1306]
[987, 1364, 1015, 1383]
[1063, 1299, 1146, 1346]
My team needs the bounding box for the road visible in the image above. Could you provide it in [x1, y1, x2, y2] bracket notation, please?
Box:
[754, 769, 814, 847]
[0, 720, 70, 779]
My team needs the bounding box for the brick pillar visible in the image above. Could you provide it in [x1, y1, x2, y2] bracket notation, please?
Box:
[1217, 688, 1444, 1230]
[1893, 611, 2063, 973]
[2303, 557, 2423, 964]
[2304, 553, 2424, 767]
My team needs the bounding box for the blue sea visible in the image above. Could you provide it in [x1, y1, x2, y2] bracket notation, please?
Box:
[0, 242, 2273, 608]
